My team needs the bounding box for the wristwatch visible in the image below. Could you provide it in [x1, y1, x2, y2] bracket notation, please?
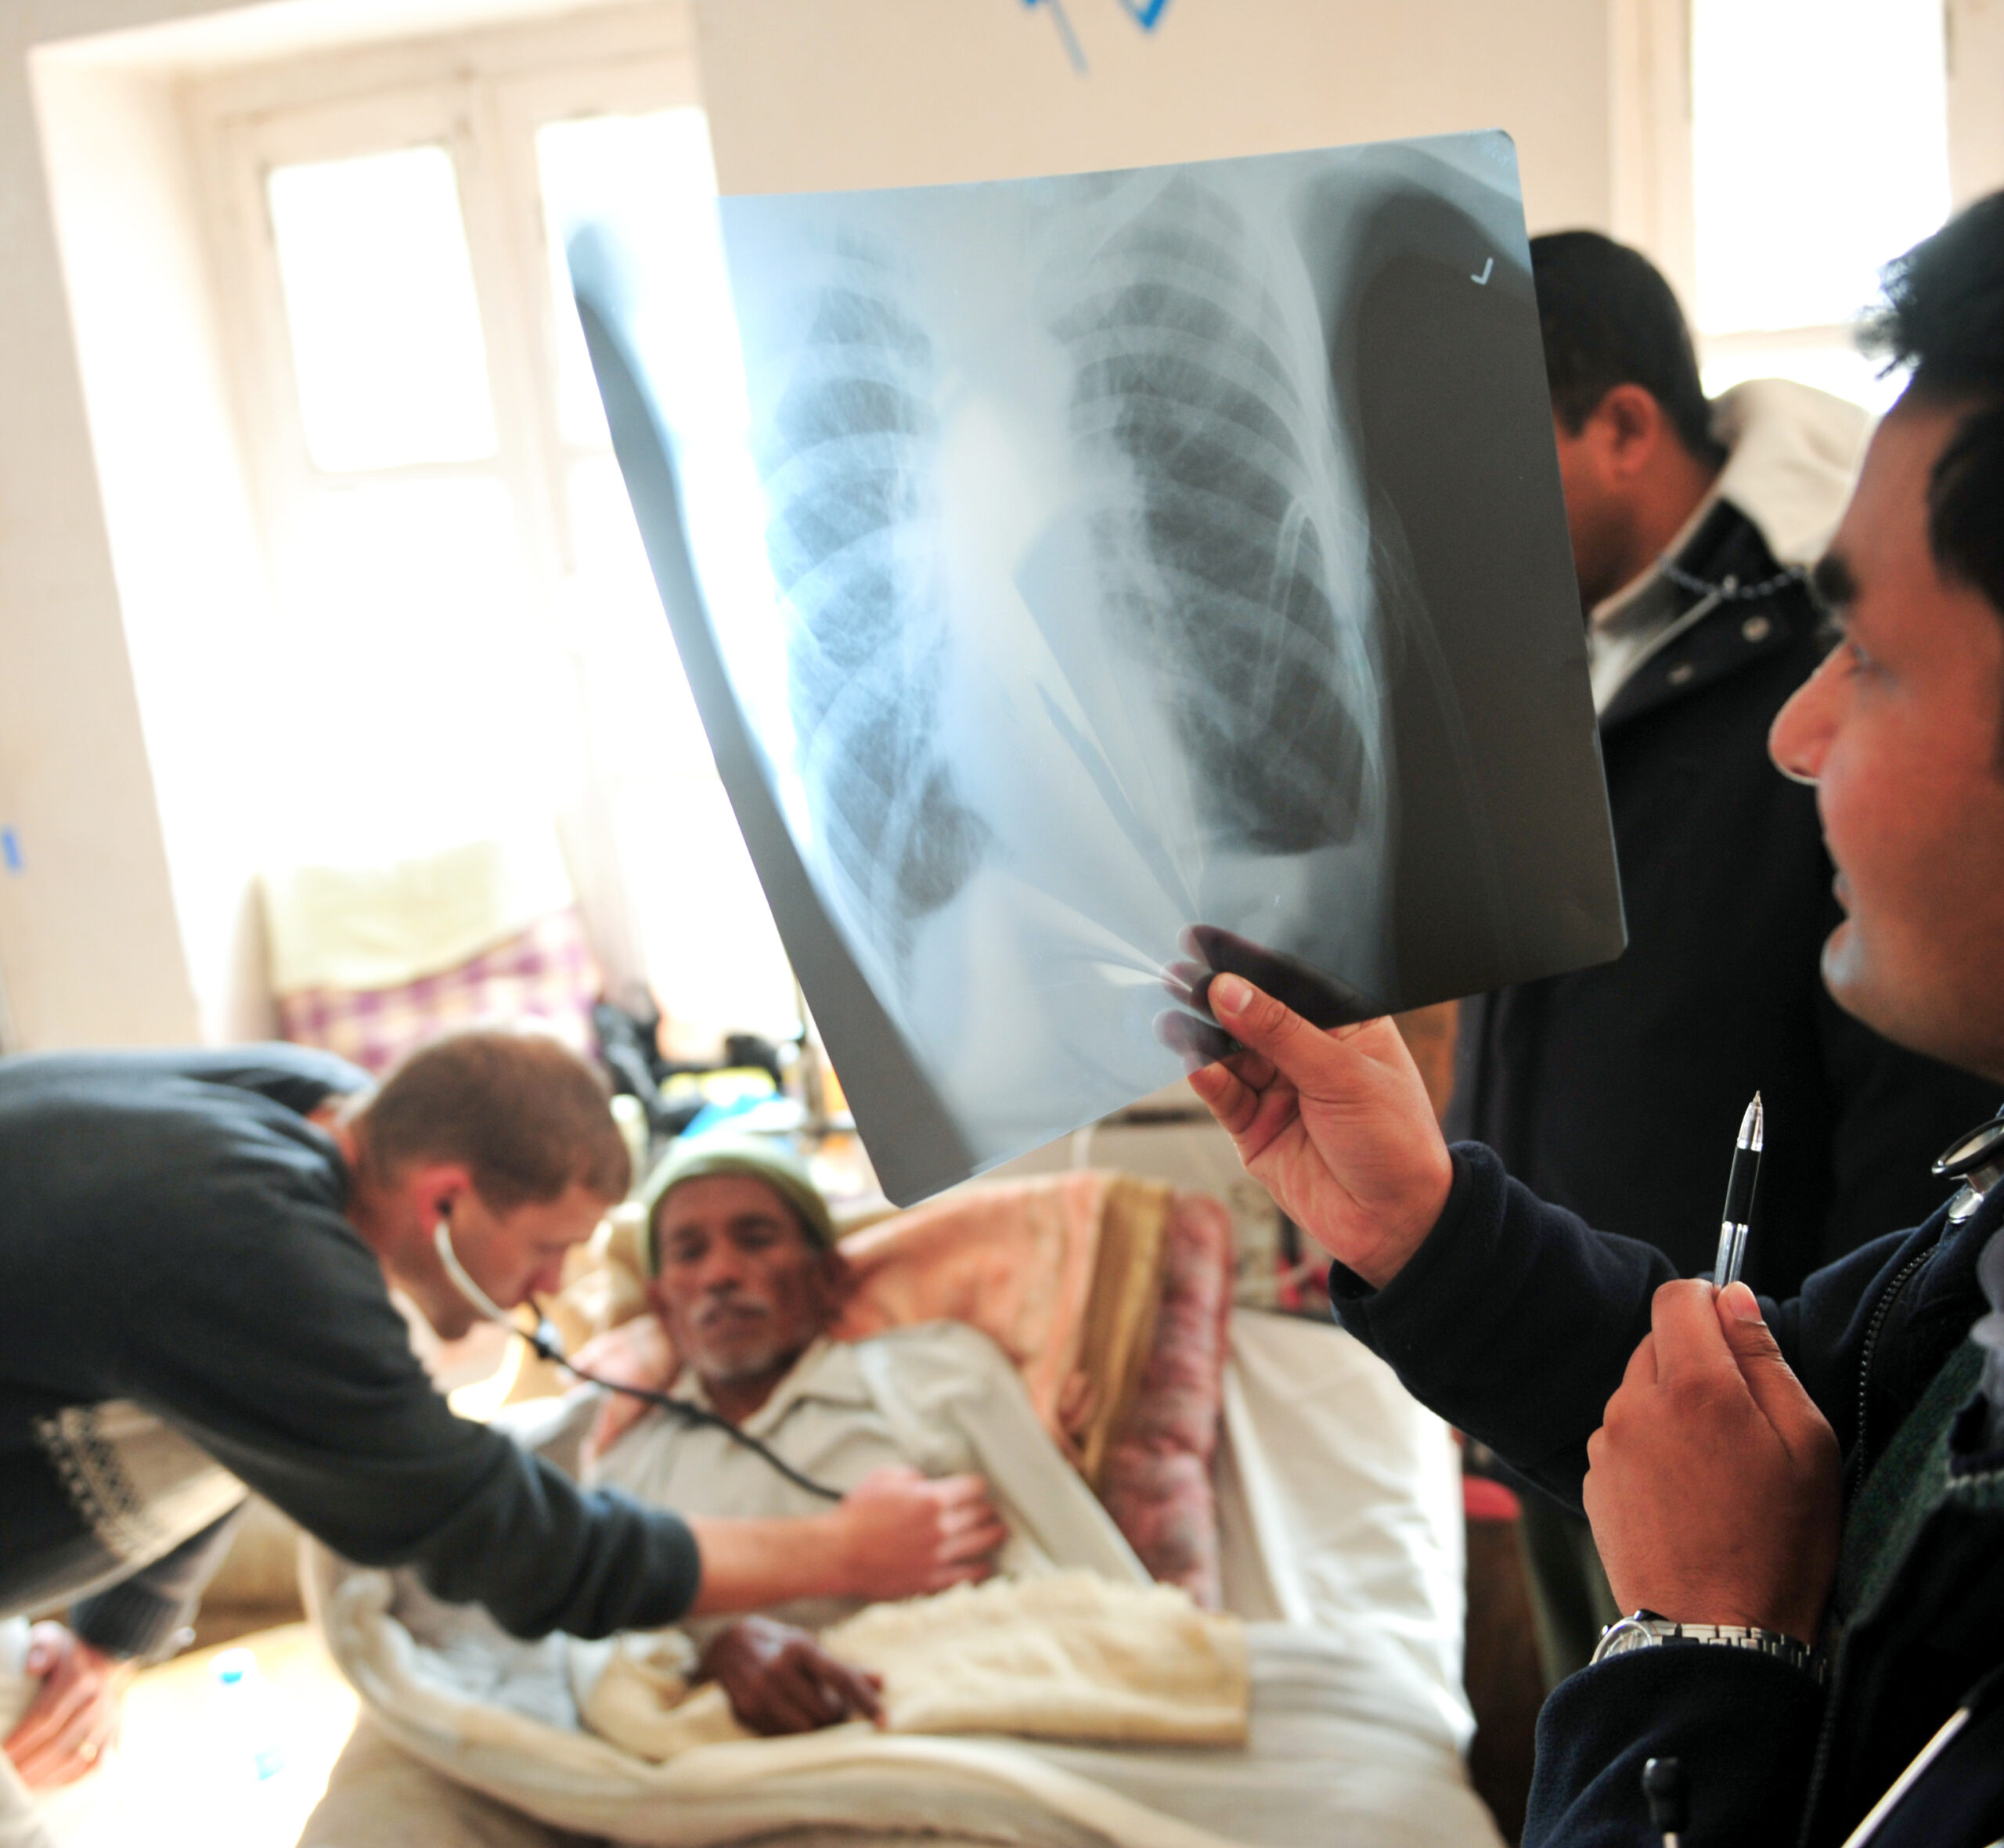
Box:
[1591, 1612, 1827, 1684]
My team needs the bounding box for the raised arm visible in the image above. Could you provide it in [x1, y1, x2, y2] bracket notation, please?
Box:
[1186, 974, 1453, 1288]
[1189, 974, 1679, 1501]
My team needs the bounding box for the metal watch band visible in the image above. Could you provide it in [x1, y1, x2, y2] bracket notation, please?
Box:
[1591, 1612, 1828, 1684]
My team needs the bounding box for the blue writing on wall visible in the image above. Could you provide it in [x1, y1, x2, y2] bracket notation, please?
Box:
[1025, 0, 1173, 72]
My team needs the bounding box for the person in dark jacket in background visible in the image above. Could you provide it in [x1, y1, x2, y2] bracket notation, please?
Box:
[1191, 192, 2004, 1846]
[1450, 230, 1999, 1680]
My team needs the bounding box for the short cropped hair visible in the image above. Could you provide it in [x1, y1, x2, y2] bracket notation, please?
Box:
[1862, 190, 2004, 618]
[1531, 231, 1723, 464]
[352, 1028, 630, 1211]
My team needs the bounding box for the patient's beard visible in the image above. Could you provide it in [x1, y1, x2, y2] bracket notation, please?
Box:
[693, 1348, 812, 1425]
[683, 1310, 818, 1425]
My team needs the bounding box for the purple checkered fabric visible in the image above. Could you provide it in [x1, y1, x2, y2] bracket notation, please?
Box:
[277, 909, 600, 1075]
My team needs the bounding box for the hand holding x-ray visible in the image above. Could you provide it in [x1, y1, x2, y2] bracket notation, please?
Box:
[1187, 973, 1453, 1290]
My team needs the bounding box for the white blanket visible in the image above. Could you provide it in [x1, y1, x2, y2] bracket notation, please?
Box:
[577, 1573, 1251, 1757]
[301, 1313, 1502, 1848]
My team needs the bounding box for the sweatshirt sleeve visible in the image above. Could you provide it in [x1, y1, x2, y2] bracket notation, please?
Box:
[69, 1511, 246, 1660]
[1523, 1648, 1825, 1846]
[110, 1147, 701, 1641]
[1332, 1142, 1935, 1497]
[1329, 1143, 1678, 1506]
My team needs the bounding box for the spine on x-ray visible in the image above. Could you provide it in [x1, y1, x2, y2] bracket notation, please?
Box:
[1053, 174, 1378, 857]
[759, 245, 989, 978]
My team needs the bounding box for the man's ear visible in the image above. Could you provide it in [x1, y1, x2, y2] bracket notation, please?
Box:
[398, 1161, 478, 1227]
[1595, 382, 1668, 477]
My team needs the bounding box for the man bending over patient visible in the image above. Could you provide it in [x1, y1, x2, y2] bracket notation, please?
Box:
[589, 1137, 1149, 1735]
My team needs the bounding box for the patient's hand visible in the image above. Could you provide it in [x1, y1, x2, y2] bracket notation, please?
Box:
[700, 1616, 883, 1735]
[1584, 1281, 1840, 1648]
[831, 1466, 1008, 1601]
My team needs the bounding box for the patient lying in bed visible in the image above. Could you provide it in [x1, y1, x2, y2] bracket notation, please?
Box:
[578, 1137, 1227, 1748]
[300, 1143, 1504, 1848]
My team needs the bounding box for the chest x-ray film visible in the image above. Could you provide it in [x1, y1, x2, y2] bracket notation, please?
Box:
[568, 130, 1624, 1205]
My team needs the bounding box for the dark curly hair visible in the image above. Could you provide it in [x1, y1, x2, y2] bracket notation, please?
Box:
[1862, 191, 2004, 618]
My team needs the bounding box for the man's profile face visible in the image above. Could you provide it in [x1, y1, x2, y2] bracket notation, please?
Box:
[647, 1176, 842, 1390]
[1769, 398, 2004, 1083]
[429, 1182, 609, 1338]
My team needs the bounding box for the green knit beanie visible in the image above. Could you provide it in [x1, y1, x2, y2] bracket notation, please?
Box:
[639, 1135, 835, 1274]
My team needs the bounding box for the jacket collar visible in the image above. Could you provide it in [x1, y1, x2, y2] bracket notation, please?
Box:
[1596, 503, 1811, 732]
[1588, 380, 1868, 637]
[1709, 377, 1872, 567]
[1589, 380, 1869, 729]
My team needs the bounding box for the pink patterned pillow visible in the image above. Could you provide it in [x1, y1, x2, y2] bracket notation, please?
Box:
[1097, 1191, 1234, 1609]
[276, 909, 599, 1075]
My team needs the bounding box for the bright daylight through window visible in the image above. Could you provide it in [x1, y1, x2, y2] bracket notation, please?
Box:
[1690, 0, 1951, 408]
[268, 146, 498, 470]
[236, 78, 798, 1051]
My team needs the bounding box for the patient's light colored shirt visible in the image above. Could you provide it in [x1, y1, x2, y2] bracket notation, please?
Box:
[586, 1321, 1145, 1640]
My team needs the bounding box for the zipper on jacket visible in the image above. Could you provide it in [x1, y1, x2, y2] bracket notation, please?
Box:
[1845, 1245, 1937, 1508]
[1800, 1241, 1941, 1846]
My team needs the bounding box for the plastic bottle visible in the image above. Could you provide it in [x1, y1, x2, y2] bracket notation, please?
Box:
[210, 1647, 286, 1785]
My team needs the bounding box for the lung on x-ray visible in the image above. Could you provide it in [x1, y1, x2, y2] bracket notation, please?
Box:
[568, 130, 1624, 1205]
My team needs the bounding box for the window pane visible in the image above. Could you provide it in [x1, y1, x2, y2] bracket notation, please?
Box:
[560, 453, 799, 1038]
[280, 478, 575, 859]
[613, 774, 802, 1046]
[1692, 0, 1950, 335]
[563, 453, 713, 775]
[268, 146, 499, 471]
[535, 109, 718, 448]
[1700, 338, 1907, 414]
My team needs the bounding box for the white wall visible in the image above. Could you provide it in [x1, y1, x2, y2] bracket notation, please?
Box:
[0, 2, 218, 1051]
[692, 0, 1615, 232]
[1948, 0, 2004, 208]
[34, 52, 282, 1045]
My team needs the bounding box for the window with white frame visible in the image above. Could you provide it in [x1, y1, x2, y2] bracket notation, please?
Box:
[191, 23, 800, 1055]
[1688, 0, 1952, 410]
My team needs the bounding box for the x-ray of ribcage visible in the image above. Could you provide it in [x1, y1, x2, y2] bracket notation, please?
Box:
[760, 246, 990, 976]
[1054, 173, 1379, 863]
[734, 168, 1392, 1146]
[574, 131, 1622, 1193]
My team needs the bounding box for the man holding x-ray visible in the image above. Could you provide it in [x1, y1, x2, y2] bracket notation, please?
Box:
[1190, 195, 2004, 1845]
[0, 1029, 997, 1843]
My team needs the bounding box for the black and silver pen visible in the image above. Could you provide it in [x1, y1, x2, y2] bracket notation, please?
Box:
[1714, 1093, 1764, 1290]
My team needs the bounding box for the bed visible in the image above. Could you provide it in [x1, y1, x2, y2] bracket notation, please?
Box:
[299, 1175, 1504, 1848]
